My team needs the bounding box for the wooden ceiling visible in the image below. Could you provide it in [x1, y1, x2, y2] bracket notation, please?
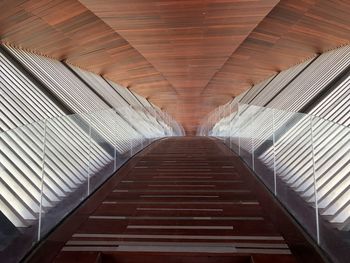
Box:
[0, 0, 178, 113]
[78, 0, 278, 95]
[1, 0, 349, 134]
[203, 0, 350, 98]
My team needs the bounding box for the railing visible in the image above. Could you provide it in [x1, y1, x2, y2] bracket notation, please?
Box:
[0, 106, 184, 263]
[198, 102, 350, 263]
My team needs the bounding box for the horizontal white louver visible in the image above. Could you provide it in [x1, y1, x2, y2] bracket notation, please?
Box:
[203, 45, 350, 234]
[69, 66, 165, 138]
[240, 75, 276, 104]
[309, 75, 350, 126]
[1, 44, 182, 263]
[267, 45, 350, 111]
[249, 59, 314, 107]
[0, 49, 112, 228]
[222, 46, 350, 153]
[108, 82, 144, 108]
[4, 46, 144, 153]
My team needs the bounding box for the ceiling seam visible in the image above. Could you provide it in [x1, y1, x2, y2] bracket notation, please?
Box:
[198, 0, 282, 97]
[77, 0, 180, 98]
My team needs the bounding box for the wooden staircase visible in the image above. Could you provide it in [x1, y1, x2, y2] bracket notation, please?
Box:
[50, 137, 297, 262]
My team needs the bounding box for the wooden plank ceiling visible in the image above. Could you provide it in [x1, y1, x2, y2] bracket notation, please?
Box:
[73, 0, 280, 134]
[1, 0, 349, 134]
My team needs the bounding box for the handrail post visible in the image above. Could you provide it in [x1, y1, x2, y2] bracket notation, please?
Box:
[238, 103, 241, 156]
[311, 115, 320, 244]
[130, 138, 133, 156]
[251, 109, 255, 171]
[272, 108, 277, 196]
[230, 102, 234, 150]
[38, 119, 48, 241]
[113, 110, 117, 171]
[114, 143, 117, 171]
[87, 115, 92, 196]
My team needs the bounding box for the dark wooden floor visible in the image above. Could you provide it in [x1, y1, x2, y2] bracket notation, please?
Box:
[28, 137, 325, 263]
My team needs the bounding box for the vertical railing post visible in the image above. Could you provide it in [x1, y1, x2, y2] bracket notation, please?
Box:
[87, 116, 92, 196]
[251, 110, 255, 171]
[216, 108, 219, 136]
[227, 103, 230, 145]
[217, 106, 220, 125]
[130, 138, 133, 157]
[272, 108, 277, 196]
[227, 104, 230, 146]
[165, 116, 169, 136]
[38, 119, 48, 241]
[113, 111, 117, 172]
[238, 103, 241, 156]
[230, 102, 233, 150]
[310, 115, 320, 244]
[222, 105, 224, 125]
[114, 144, 117, 171]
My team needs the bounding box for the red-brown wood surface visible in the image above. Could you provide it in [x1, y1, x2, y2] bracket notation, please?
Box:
[0, 0, 178, 113]
[28, 137, 325, 263]
[1, 1, 349, 134]
[77, 0, 279, 132]
[202, 0, 350, 98]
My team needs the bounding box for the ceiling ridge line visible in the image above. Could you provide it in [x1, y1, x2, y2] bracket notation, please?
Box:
[78, 1, 179, 98]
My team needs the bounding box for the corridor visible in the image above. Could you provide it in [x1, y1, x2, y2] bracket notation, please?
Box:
[30, 137, 323, 263]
